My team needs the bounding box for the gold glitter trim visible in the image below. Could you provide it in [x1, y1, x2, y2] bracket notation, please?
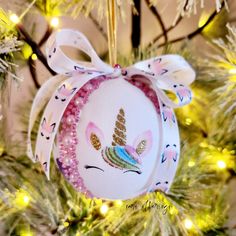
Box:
[90, 133, 101, 150]
[115, 121, 126, 132]
[117, 114, 125, 123]
[136, 140, 147, 155]
[112, 134, 126, 146]
[114, 128, 126, 139]
[112, 108, 127, 146]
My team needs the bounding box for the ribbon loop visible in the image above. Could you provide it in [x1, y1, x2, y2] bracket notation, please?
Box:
[46, 29, 114, 75]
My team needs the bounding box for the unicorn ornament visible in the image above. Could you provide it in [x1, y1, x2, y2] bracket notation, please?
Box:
[27, 29, 195, 200]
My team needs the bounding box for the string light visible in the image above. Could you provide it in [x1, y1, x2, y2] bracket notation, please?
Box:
[115, 200, 123, 207]
[19, 229, 33, 236]
[217, 160, 226, 169]
[100, 204, 109, 215]
[14, 189, 31, 208]
[184, 218, 193, 229]
[188, 161, 195, 167]
[229, 68, 236, 74]
[10, 13, 20, 24]
[185, 118, 192, 126]
[50, 17, 59, 28]
[63, 221, 69, 227]
[31, 53, 38, 61]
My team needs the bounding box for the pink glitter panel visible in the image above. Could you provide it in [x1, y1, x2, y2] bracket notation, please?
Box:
[56, 75, 160, 198]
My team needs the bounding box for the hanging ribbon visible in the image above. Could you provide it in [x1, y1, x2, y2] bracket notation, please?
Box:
[27, 29, 195, 195]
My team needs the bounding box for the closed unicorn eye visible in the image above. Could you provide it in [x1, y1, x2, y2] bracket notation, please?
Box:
[123, 169, 142, 175]
[84, 165, 104, 172]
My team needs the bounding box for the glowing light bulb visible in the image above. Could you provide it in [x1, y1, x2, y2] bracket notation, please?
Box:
[19, 229, 33, 236]
[188, 161, 195, 167]
[50, 17, 59, 28]
[14, 190, 31, 208]
[229, 68, 236, 74]
[23, 195, 30, 204]
[184, 218, 193, 229]
[185, 118, 192, 126]
[10, 13, 20, 24]
[115, 200, 123, 207]
[100, 204, 109, 215]
[217, 160, 226, 169]
[63, 221, 69, 227]
[31, 53, 37, 60]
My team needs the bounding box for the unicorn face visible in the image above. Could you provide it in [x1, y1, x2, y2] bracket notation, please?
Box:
[74, 79, 161, 200]
[85, 121, 152, 175]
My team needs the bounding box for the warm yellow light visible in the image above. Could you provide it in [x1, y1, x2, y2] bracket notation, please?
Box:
[217, 160, 226, 169]
[23, 195, 30, 204]
[31, 53, 37, 60]
[199, 141, 208, 148]
[10, 13, 20, 24]
[185, 118, 192, 126]
[63, 222, 69, 227]
[50, 17, 59, 28]
[19, 229, 33, 236]
[184, 218, 193, 229]
[14, 190, 31, 208]
[169, 206, 178, 215]
[188, 161, 195, 167]
[229, 68, 236, 74]
[115, 200, 123, 207]
[100, 204, 109, 215]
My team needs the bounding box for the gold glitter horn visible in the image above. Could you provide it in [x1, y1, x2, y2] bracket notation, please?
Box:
[112, 108, 127, 146]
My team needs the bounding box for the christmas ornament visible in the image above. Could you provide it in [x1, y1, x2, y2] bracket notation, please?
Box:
[27, 29, 195, 200]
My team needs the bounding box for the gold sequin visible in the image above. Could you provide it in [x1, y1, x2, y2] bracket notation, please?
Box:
[90, 133, 101, 150]
[136, 140, 147, 155]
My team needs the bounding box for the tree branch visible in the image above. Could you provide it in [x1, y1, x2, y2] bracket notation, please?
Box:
[147, 15, 183, 50]
[16, 24, 56, 76]
[28, 57, 40, 89]
[145, 0, 168, 44]
[156, 1, 225, 48]
[38, 24, 53, 47]
[89, 12, 107, 41]
[131, 0, 141, 56]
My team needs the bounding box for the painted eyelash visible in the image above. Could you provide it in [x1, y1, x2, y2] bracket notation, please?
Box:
[123, 170, 142, 175]
[84, 165, 104, 172]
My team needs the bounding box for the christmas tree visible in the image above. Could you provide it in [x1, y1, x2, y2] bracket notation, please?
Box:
[0, 0, 236, 235]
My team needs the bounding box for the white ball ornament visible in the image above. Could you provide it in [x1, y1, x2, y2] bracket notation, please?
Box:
[27, 29, 195, 200]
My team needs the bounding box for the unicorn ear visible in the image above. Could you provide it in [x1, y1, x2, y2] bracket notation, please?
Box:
[85, 122, 104, 151]
[133, 130, 152, 157]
